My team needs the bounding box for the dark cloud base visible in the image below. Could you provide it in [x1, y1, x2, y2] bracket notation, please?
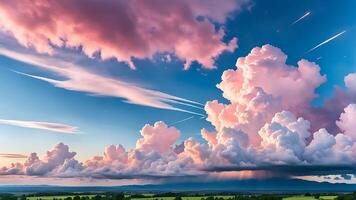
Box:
[205, 165, 356, 176]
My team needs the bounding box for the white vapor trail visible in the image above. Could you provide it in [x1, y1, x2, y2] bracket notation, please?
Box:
[169, 116, 195, 126]
[307, 30, 346, 53]
[291, 11, 311, 25]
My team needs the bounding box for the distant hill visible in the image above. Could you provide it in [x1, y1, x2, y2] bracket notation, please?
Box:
[1, 178, 355, 193]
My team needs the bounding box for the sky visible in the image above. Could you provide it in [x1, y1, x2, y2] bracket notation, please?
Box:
[0, 0, 356, 186]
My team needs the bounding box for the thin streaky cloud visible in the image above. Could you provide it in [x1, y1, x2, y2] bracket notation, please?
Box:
[291, 11, 311, 25]
[0, 47, 205, 116]
[169, 116, 195, 126]
[15, 71, 205, 117]
[307, 30, 347, 53]
[0, 153, 27, 159]
[0, 119, 78, 134]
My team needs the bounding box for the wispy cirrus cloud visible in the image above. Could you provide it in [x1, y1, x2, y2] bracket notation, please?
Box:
[0, 119, 78, 134]
[0, 153, 27, 159]
[0, 47, 205, 116]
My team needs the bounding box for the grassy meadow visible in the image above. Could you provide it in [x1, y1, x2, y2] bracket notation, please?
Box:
[26, 195, 97, 200]
[283, 196, 337, 200]
[24, 195, 338, 200]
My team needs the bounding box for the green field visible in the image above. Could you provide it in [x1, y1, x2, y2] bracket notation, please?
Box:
[131, 196, 234, 200]
[130, 196, 337, 200]
[283, 196, 337, 200]
[27, 195, 96, 200]
[129, 196, 232, 200]
[26, 195, 235, 200]
[25, 195, 337, 200]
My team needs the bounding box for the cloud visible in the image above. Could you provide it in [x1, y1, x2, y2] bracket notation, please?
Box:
[345, 73, 356, 92]
[341, 174, 353, 180]
[0, 119, 78, 134]
[205, 44, 325, 145]
[304, 72, 356, 133]
[0, 47, 204, 116]
[0, 154, 27, 159]
[0, 0, 251, 69]
[136, 121, 181, 154]
[206, 165, 356, 177]
[1, 44, 356, 182]
[0, 143, 80, 176]
[336, 104, 356, 140]
[3, 108, 356, 179]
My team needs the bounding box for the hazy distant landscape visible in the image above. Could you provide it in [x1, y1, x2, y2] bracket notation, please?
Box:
[0, 192, 351, 200]
[0, 180, 356, 200]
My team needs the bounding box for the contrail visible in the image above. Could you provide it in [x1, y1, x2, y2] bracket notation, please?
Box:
[292, 11, 311, 25]
[307, 30, 346, 53]
[169, 116, 194, 126]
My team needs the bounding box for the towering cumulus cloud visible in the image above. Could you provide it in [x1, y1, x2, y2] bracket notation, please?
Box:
[0, 0, 250, 69]
[205, 45, 326, 145]
[2, 45, 356, 181]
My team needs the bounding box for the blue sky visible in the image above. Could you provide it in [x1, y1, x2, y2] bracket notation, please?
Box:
[0, 0, 356, 185]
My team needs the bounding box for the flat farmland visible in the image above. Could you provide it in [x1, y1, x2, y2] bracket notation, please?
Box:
[27, 195, 97, 200]
[132, 196, 235, 200]
[283, 196, 337, 200]
[25, 195, 338, 200]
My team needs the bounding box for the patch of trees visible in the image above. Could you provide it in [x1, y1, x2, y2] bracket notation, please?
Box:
[26, 192, 126, 200]
[153, 193, 179, 197]
[336, 192, 356, 200]
[0, 193, 17, 200]
[199, 195, 282, 200]
[27, 192, 73, 197]
[130, 194, 147, 198]
[70, 193, 125, 200]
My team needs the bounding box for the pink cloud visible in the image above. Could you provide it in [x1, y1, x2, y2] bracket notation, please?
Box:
[0, 143, 80, 176]
[201, 128, 218, 146]
[337, 104, 356, 140]
[218, 45, 326, 110]
[136, 121, 180, 154]
[304, 73, 356, 133]
[4, 108, 356, 180]
[0, 0, 249, 69]
[345, 73, 356, 92]
[0, 154, 27, 159]
[1, 44, 356, 182]
[0, 119, 78, 134]
[205, 45, 325, 146]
